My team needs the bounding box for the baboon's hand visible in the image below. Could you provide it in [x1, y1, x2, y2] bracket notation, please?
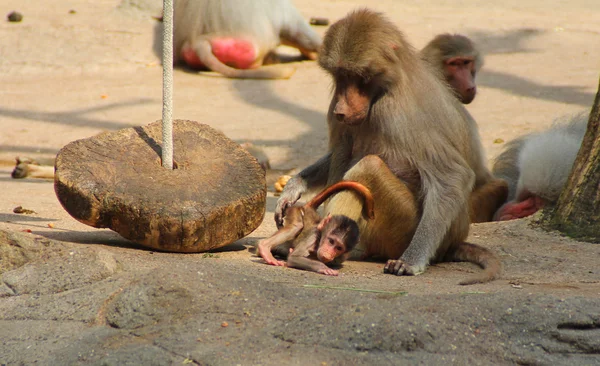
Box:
[318, 267, 339, 276]
[383, 259, 421, 276]
[274, 176, 306, 228]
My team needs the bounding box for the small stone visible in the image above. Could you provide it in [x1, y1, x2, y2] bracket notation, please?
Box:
[7, 11, 23, 22]
[310, 17, 329, 26]
[13, 206, 36, 215]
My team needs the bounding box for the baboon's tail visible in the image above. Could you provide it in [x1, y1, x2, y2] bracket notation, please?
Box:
[305, 181, 375, 220]
[448, 242, 502, 285]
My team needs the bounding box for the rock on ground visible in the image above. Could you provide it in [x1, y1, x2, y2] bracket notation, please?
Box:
[1, 226, 599, 364]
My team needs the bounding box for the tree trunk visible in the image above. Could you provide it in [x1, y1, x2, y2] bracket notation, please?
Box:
[543, 77, 600, 242]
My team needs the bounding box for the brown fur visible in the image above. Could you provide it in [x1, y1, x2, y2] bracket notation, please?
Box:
[446, 242, 501, 285]
[470, 179, 509, 222]
[258, 181, 374, 275]
[275, 10, 501, 284]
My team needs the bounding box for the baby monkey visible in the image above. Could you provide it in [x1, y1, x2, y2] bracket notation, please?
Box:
[258, 181, 374, 276]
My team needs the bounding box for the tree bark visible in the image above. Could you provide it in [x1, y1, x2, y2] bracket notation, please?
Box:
[543, 77, 600, 242]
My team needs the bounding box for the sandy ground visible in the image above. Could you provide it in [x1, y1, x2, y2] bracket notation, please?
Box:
[1, 0, 600, 296]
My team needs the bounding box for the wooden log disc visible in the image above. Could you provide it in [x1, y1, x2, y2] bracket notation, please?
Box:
[54, 120, 266, 252]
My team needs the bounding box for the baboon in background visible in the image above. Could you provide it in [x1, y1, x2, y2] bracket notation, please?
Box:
[420, 33, 509, 222]
[421, 34, 483, 104]
[275, 9, 502, 285]
[493, 113, 587, 221]
[11, 157, 54, 179]
[10, 144, 271, 179]
[170, 0, 322, 79]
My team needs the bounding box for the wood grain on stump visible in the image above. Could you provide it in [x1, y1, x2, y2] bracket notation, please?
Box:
[54, 120, 266, 252]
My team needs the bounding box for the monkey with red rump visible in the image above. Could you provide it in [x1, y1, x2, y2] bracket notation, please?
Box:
[492, 113, 588, 221]
[171, 0, 322, 79]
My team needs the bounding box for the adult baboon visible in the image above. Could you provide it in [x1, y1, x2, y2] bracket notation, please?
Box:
[493, 113, 587, 220]
[275, 9, 502, 284]
[421, 33, 483, 104]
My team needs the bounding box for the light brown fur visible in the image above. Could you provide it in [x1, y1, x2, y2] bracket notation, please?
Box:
[421, 34, 506, 221]
[275, 10, 501, 284]
[11, 157, 55, 179]
[259, 181, 374, 275]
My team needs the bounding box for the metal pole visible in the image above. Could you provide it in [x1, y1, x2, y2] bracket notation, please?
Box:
[161, 0, 174, 169]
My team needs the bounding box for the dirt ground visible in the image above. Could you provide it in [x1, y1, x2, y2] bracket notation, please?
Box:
[1, 0, 599, 364]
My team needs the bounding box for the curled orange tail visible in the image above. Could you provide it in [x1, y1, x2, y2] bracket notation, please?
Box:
[304, 181, 375, 220]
